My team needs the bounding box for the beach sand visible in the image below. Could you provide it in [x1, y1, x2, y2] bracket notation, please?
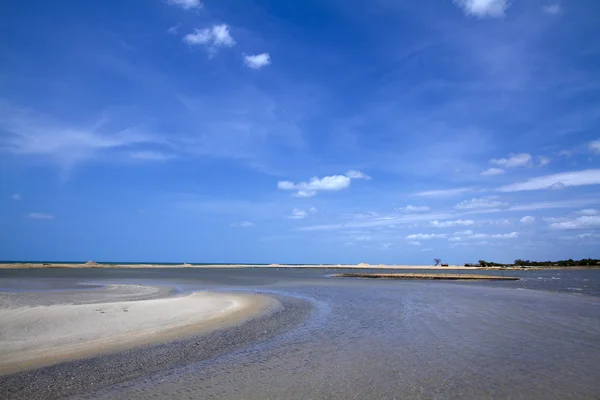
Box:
[0, 285, 278, 375]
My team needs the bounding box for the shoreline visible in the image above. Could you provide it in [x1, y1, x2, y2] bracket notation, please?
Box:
[1, 262, 596, 270]
[333, 273, 520, 280]
[0, 285, 280, 375]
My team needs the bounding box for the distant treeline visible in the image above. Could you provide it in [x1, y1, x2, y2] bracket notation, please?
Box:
[466, 259, 600, 267]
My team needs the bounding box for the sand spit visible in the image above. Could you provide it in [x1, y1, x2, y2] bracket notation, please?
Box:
[0, 286, 279, 375]
[334, 273, 520, 281]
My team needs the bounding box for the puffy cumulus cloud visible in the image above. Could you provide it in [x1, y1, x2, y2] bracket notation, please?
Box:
[590, 139, 600, 154]
[430, 219, 475, 228]
[168, 0, 202, 9]
[406, 233, 448, 240]
[183, 24, 235, 52]
[481, 168, 505, 176]
[398, 205, 431, 213]
[28, 213, 54, 220]
[455, 198, 507, 210]
[497, 169, 600, 192]
[244, 53, 271, 70]
[578, 209, 599, 216]
[277, 171, 370, 197]
[490, 153, 532, 168]
[230, 221, 254, 228]
[454, 0, 509, 18]
[549, 216, 600, 230]
[520, 216, 536, 225]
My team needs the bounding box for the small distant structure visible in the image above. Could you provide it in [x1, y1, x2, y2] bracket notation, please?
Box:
[441, 263, 449, 267]
[85, 260, 97, 266]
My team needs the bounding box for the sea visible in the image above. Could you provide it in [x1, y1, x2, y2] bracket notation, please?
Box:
[1, 267, 599, 399]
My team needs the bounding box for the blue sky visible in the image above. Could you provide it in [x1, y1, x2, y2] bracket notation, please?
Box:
[1, 0, 600, 264]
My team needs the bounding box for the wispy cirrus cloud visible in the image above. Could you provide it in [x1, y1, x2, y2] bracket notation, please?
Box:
[430, 219, 475, 228]
[230, 221, 254, 228]
[456, 198, 507, 210]
[549, 216, 600, 230]
[490, 153, 532, 168]
[168, 0, 202, 10]
[542, 4, 562, 15]
[398, 205, 431, 213]
[0, 103, 166, 168]
[453, 0, 509, 18]
[497, 170, 600, 192]
[481, 168, 505, 176]
[28, 213, 54, 220]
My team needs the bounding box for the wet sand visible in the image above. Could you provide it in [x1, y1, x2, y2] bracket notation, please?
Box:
[0, 284, 279, 375]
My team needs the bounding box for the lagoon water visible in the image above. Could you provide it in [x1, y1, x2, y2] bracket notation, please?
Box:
[1, 268, 599, 399]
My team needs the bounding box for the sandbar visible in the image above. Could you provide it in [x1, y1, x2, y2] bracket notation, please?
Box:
[0, 285, 279, 375]
[333, 273, 520, 280]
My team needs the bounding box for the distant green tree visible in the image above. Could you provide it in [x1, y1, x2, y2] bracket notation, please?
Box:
[434, 258, 442, 266]
[478, 260, 488, 267]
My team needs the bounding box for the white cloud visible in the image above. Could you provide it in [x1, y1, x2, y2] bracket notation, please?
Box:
[589, 139, 600, 154]
[288, 207, 317, 219]
[183, 24, 235, 52]
[289, 209, 308, 219]
[0, 104, 162, 167]
[230, 221, 254, 228]
[28, 213, 54, 220]
[497, 169, 600, 192]
[399, 205, 431, 213]
[454, 0, 509, 18]
[456, 198, 507, 210]
[408, 241, 421, 246]
[244, 53, 271, 70]
[538, 156, 551, 166]
[12, 194, 21, 200]
[430, 219, 475, 228]
[542, 4, 562, 14]
[520, 216, 535, 225]
[168, 0, 202, 9]
[294, 190, 316, 198]
[345, 170, 371, 180]
[549, 216, 600, 230]
[406, 233, 448, 240]
[278, 171, 369, 197]
[481, 168, 505, 176]
[578, 209, 599, 216]
[454, 230, 474, 237]
[490, 153, 532, 168]
[416, 187, 473, 197]
[451, 230, 519, 240]
[578, 233, 600, 239]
